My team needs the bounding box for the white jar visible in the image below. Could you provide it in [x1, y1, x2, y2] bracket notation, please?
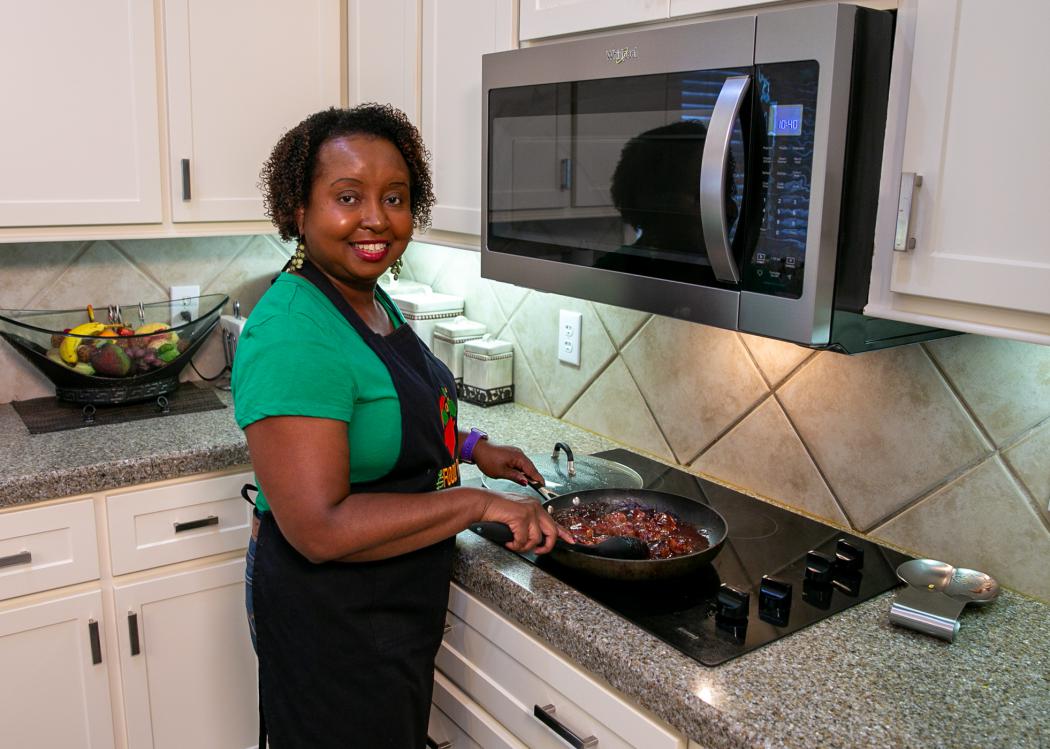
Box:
[432, 316, 487, 384]
[461, 336, 514, 407]
[386, 291, 464, 349]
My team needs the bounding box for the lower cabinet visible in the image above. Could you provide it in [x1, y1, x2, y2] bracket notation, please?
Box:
[437, 583, 687, 749]
[0, 589, 116, 749]
[114, 558, 258, 749]
[430, 670, 526, 749]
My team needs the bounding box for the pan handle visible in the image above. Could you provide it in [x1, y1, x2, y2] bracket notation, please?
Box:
[527, 479, 559, 501]
[470, 521, 515, 544]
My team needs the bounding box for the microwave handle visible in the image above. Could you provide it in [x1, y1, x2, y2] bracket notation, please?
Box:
[700, 75, 750, 284]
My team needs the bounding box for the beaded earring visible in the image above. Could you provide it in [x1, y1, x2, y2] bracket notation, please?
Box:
[391, 257, 403, 280]
[287, 239, 306, 272]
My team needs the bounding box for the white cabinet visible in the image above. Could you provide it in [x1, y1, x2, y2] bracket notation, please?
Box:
[520, 0, 669, 41]
[0, 590, 116, 749]
[437, 584, 686, 749]
[0, 0, 162, 228]
[422, 0, 515, 235]
[868, 0, 1050, 344]
[430, 671, 527, 749]
[669, 0, 778, 19]
[348, 0, 419, 123]
[164, 0, 341, 222]
[114, 558, 258, 749]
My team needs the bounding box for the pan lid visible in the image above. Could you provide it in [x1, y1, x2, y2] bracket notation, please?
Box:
[481, 442, 643, 496]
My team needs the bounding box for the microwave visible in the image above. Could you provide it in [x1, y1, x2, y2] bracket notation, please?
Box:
[480, 4, 954, 353]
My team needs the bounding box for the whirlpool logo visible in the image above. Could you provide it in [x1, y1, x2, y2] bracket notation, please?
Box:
[606, 46, 638, 64]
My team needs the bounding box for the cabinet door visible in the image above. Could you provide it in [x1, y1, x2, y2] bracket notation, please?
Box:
[165, 0, 341, 223]
[430, 670, 527, 749]
[348, 0, 419, 123]
[520, 0, 669, 41]
[669, 0, 775, 19]
[115, 558, 258, 749]
[423, 0, 515, 235]
[888, 0, 1050, 317]
[0, 590, 115, 749]
[0, 0, 161, 227]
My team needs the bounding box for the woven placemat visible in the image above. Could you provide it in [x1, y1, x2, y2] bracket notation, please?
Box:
[12, 382, 227, 434]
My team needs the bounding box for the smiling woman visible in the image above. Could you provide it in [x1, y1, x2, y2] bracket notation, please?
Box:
[232, 104, 574, 749]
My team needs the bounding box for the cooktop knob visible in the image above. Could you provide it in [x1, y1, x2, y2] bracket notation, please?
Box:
[834, 539, 865, 571]
[758, 576, 792, 626]
[804, 550, 835, 583]
[715, 584, 750, 623]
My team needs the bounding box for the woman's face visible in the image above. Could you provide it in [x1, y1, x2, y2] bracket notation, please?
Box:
[297, 134, 413, 290]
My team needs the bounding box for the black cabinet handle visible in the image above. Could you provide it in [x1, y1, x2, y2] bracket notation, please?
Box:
[0, 550, 31, 569]
[181, 158, 192, 200]
[173, 515, 219, 533]
[88, 619, 102, 665]
[534, 704, 598, 748]
[128, 612, 141, 656]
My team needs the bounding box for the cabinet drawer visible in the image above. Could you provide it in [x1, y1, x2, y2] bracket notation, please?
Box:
[107, 471, 253, 574]
[0, 499, 99, 601]
[438, 585, 684, 749]
[430, 670, 526, 749]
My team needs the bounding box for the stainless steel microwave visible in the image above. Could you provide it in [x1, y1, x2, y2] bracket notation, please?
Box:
[480, 4, 954, 353]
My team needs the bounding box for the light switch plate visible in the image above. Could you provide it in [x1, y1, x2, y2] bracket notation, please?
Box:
[558, 309, 582, 366]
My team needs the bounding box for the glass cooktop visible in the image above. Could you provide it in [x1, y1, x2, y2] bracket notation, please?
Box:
[482, 448, 910, 666]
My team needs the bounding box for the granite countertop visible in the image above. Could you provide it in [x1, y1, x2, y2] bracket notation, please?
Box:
[1, 391, 1047, 748]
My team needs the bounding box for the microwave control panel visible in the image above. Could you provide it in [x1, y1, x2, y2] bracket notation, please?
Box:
[742, 61, 819, 299]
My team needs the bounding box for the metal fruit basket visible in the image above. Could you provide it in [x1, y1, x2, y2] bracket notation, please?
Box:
[0, 295, 228, 404]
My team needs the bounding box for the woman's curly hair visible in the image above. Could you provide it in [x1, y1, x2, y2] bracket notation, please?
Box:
[260, 104, 435, 241]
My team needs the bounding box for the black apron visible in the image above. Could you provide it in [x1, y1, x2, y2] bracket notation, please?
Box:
[251, 260, 461, 748]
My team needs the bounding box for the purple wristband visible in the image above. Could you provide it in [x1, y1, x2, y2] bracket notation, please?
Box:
[460, 428, 488, 464]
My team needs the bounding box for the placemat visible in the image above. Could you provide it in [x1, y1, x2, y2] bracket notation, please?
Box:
[12, 382, 227, 434]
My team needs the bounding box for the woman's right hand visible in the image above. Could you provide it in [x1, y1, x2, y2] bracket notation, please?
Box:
[475, 490, 575, 555]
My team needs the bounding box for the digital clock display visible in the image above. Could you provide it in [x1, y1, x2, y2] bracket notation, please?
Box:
[768, 103, 803, 136]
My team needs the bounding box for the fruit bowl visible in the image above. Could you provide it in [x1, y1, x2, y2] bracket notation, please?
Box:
[0, 294, 228, 404]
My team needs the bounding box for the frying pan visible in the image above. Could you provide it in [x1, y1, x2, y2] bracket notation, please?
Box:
[475, 487, 728, 582]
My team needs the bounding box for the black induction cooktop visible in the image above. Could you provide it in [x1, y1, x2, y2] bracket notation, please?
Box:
[486, 448, 910, 666]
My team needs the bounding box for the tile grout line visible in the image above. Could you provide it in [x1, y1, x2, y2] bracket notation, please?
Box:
[24, 241, 92, 309]
[617, 317, 682, 463]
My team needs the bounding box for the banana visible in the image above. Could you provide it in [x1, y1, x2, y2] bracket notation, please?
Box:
[134, 322, 170, 336]
[59, 322, 106, 364]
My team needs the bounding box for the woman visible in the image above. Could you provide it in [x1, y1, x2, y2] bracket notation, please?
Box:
[233, 104, 571, 748]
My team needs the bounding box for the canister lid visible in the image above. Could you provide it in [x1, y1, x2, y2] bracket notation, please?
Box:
[463, 335, 513, 356]
[433, 316, 487, 339]
[379, 278, 432, 296]
[387, 291, 464, 314]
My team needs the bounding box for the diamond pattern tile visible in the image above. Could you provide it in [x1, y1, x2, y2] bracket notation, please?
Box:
[1003, 419, 1050, 520]
[621, 316, 768, 463]
[926, 335, 1050, 447]
[563, 358, 675, 462]
[424, 247, 508, 336]
[692, 396, 846, 526]
[401, 241, 457, 287]
[0, 241, 84, 310]
[739, 331, 814, 387]
[40, 240, 165, 310]
[778, 345, 989, 531]
[204, 236, 289, 316]
[494, 324, 551, 415]
[507, 293, 616, 418]
[592, 302, 651, 349]
[0, 343, 53, 402]
[112, 236, 252, 290]
[872, 457, 1050, 601]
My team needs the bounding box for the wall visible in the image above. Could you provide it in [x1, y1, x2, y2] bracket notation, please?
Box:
[2, 236, 1048, 601]
[400, 242, 1050, 602]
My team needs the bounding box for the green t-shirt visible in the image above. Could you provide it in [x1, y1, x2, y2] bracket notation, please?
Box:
[231, 273, 405, 511]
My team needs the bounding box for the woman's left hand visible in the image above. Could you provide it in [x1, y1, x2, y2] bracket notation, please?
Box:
[472, 441, 543, 486]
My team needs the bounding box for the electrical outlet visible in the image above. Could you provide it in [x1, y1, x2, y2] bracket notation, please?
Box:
[558, 309, 582, 366]
[169, 285, 200, 325]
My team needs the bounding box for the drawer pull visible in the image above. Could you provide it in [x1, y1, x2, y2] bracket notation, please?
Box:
[0, 550, 31, 568]
[173, 515, 219, 533]
[181, 158, 192, 200]
[88, 619, 102, 665]
[425, 737, 451, 749]
[128, 612, 141, 656]
[534, 704, 598, 748]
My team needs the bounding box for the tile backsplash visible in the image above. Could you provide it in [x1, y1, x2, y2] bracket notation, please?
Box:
[2, 236, 1048, 600]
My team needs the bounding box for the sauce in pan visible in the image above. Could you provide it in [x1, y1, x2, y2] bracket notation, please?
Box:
[551, 501, 710, 559]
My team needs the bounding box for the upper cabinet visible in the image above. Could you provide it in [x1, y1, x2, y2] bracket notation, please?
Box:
[423, 0, 515, 236]
[520, 0, 668, 41]
[0, 0, 162, 228]
[1, 0, 340, 238]
[164, 0, 341, 223]
[347, 0, 419, 123]
[868, 0, 1050, 344]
